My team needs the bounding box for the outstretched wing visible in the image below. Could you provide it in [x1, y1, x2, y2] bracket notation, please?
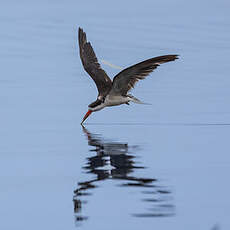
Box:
[78, 27, 112, 98]
[110, 55, 178, 95]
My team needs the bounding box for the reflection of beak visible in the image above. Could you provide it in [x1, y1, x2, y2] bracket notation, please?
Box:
[81, 110, 92, 124]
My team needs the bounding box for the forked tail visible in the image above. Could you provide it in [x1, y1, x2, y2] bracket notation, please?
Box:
[127, 95, 151, 105]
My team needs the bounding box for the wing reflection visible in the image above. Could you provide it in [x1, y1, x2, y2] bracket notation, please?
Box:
[73, 126, 174, 225]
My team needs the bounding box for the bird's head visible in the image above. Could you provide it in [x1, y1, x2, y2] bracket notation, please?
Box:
[81, 99, 106, 124]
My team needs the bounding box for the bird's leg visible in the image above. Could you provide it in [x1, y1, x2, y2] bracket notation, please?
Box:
[125, 102, 130, 105]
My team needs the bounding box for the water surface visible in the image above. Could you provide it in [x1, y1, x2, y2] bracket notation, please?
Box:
[0, 0, 230, 229]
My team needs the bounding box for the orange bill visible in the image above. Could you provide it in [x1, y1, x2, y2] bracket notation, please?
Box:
[81, 110, 92, 124]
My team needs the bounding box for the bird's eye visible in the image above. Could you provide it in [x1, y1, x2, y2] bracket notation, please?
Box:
[89, 99, 103, 108]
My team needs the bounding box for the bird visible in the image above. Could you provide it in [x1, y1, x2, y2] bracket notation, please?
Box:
[78, 27, 178, 124]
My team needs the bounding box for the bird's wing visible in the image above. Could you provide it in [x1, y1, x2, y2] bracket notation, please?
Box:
[110, 55, 178, 95]
[78, 27, 112, 98]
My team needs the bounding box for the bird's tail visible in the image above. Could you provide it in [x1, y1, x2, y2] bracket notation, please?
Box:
[127, 95, 151, 105]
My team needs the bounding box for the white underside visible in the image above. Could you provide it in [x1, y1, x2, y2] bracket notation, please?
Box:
[89, 95, 144, 112]
[105, 95, 130, 106]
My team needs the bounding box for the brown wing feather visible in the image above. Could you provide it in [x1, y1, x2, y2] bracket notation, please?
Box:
[78, 28, 112, 98]
[111, 55, 178, 95]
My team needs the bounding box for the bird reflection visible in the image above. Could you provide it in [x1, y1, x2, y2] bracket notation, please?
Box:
[73, 126, 174, 225]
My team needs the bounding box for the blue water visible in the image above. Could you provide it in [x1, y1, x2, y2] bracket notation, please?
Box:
[0, 0, 230, 229]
